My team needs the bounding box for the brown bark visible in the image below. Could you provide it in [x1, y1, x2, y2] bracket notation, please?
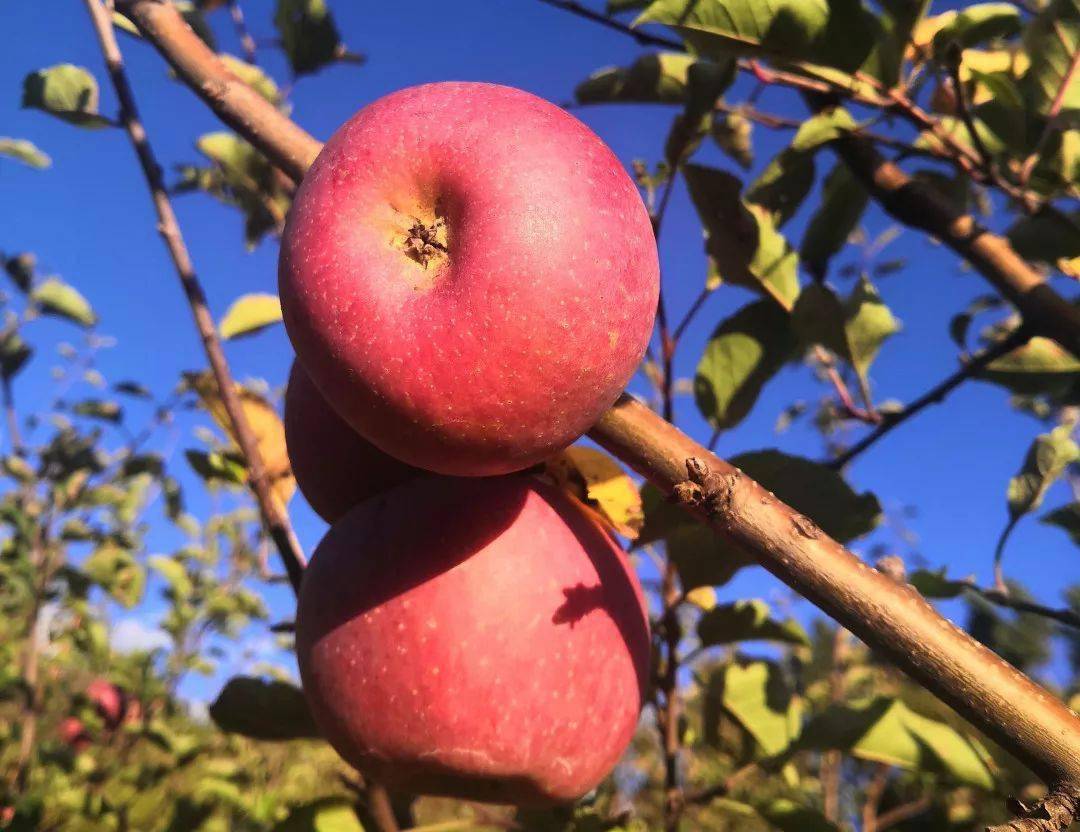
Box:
[84, 0, 307, 592]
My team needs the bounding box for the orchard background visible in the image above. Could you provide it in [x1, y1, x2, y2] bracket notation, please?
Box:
[2, 0, 1080, 830]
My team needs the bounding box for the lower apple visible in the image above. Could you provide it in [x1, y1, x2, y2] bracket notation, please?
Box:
[296, 474, 650, 805]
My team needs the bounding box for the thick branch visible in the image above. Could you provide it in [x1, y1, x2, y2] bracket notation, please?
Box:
[589, 400, 1080, 786]
[84, 0, 306, 593]
[833, 136, 1080, 359]
[122, 0, 1080, 789]
[988, 782, 1080, 832]
[114, 0, 321, 183]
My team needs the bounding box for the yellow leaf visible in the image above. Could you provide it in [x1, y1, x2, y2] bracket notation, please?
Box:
[545, 446, 643, 540]
[686, 586, 717, 610]
[218, 293, 283, 340]
[185, 371, 294, 508]
[1058, 256, 1080, 279]
[908, 12, 957, 59]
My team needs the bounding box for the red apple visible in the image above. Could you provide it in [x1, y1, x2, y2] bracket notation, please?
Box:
[284, 361, 420, 522]
[279, 82, 659, 476]
[296, 475, 650, 805]
[57, 717, 91, 751]
[86, 678, 124, 728]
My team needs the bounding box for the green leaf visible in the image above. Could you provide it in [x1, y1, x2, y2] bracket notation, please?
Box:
[635, 0, 880, 73]
[0, 331, 33, 380]
[0, 138, 51, 169]
[844, 276, 900, 382]
[799, 164, 868, 280]
[273, 798, 364, 832]
[797, 698, 994, 788]
[83, 544, 145, 608]
[1023, 0, 1080, 117]
[684, 164, 800, 306]
[2, 455, 34, 483]
[71, 399, 122, 424]
[711, 110, 754, 168]
[705, 660, 801, 756]
[1006, 211, 1080, 279]
[1006, 425, 1079, 522]
[219, 54, 281, 105]
[274, 0, 345, 77]
[219, 293, 283, 340]
[149, 554, 194, 601]
[209, 676, 320, 740]
[949, 293, 1004, 349]
[745, 149, 816, 229]
[21, 64, 112, 128]
[667, 523, 757, 590]
[910, 568, 968, 599]
[31, 277, 97, 327]
[791, 282, 848, 357]
[697, 599, 810, 647]
[185, 449, 247, 489]
[4, 252, 35, 293]
[931, 3, 1022, 57]
[575, 52, 696, 104]
[114, 380, 152, 398]
[759, 799, 840, 832]
[1042, 502, 1080, 546]
[694, 300, 796, 430]
[731, 449, 881, 542]
[861, 0, 932, 87]
[979, 336, 1080, 399]
[790, 107, 857, 152]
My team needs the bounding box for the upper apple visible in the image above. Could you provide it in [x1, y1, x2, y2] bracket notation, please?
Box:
[279, 82, 659, 476]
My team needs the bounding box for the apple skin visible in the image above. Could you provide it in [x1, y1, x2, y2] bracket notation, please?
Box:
[296, 475, 650, 806]
[58, 717, 91, 751]
[284, 361, 420, 522]
[86, 678, 124, 728]
[279, 82, 659, 477]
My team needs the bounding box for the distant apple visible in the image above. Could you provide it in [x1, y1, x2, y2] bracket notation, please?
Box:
[58, 717, 91, 751]
[296, 475, 650, 805]
[86, 678, 124, 728]
[279, 82, 659, 476]
[284, 361, 420, 522]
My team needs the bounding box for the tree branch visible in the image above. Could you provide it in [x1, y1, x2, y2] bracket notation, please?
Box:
[84, 0, 307, 594]
[114, 0, 321, 183]
[119, 0, 1080, 791]
[832, 136, 1080, 359]
[988, 782, 1080, 832]
[829, 327, 1034, 470]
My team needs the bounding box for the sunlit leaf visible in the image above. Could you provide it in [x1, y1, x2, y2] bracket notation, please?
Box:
[83, 544, 145, 608]
[694, 301, 796, 430]
[1006, 425, 1079, 523]
[697, 599, 810, 647]
[1023, 0, 1080, 117]
[705, 660, 801, 756]
[844, 276, 900, 383]
[274, 0, 346, 77]
[31, 277, 98, 328]
[0, 138, 51, 169]
[797, 697, 994, 788]
[575, 52, 696, 104]
[684, 165, 800, 307]
[21, 64, 112, 128]
[546, 446, 643, 539]
[219, 293, 283, 340]
[800, 164, 868, 280]
[635, 0, 880, 73]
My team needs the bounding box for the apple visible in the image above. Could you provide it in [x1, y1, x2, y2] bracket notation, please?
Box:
[296, 474, 650, 805]
[284, 361, 420, 522]
[279, 82, 659, 477]
[57, 717, 91, 751]
[86, 678, 124, 728]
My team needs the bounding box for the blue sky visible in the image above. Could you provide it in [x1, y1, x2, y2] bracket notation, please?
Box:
[1, 1, 1077, 701]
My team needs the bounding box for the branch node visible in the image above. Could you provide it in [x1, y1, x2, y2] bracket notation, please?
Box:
[988, 781, 1080, 832]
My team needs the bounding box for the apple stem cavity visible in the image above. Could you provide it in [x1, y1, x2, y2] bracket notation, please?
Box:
[402, 217, 448, 269]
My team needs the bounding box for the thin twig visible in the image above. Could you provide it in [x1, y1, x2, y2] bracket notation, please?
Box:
[829, 328, 1033, 470]
[83, 0, 307, 593]
[534, 0, 682, 49]
[226, 0, 258, 65]
[963, 581, 1080, 633]
[861, 764, 891, 832]
[876, 795, 932, 831]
